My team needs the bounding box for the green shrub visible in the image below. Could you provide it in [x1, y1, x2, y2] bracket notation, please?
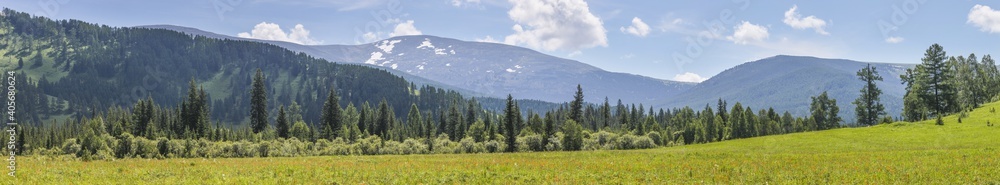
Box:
[517, 134, 545, 152]
[646, 131, 662, 146]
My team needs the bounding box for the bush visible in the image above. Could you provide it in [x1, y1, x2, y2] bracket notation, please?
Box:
[517, 134, 545, 152]
[545, 135, 562, 151]
[484, 140, 502, 153]
[632, 136, 657, 149]
[646, 131, 662, 146]
[459, 137, 484, 153]
[401, 138, 428, 154]
[432, 134, 457, 154]
[561, 120, 584, 151]
[585, 131, 617, 150]
[115, 133, 136, 158]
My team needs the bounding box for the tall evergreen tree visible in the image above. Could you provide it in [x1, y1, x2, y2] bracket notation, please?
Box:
[919, 44, 957, 117]
[375, 99, 392, 137]
[503, 94, 518, 152]
[569, 84, 584, 123]
[320, 88, 343, 139]
[810, 91, 841, 130]
[276, 105, 289, 138]
[601, 97, 610, 129]
[249, 68, 268, 133]
[853, 64, 886, 126]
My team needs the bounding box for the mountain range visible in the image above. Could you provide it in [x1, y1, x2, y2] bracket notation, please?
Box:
[142, 25, 695, 104]
[144, 25, 922, 122]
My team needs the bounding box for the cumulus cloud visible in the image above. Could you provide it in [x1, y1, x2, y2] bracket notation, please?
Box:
[783, 5, 829, 35]
[885, 36, 904, 44]
[727, 21, 769, 45]
[620, 17, 651, 37]
[389, 20, 423, 37]
[968, 4, 1000, 34]
[672, 72, 708, 83]
[503, 0, 608, 51]
[237, 22, 322, 45]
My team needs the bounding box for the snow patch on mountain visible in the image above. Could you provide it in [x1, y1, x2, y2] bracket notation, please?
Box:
[417, 38, 448, 55]
[365, 52, 385, 65]
[376, 39, 402, 53]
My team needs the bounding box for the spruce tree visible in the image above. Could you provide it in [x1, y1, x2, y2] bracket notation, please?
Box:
[320, 88, 342, 139]
[570, 84, 584, 123]
[276, 105, 289, 138]
[376, 99, 392, 137]
[249, 68, 268, 133]
[503, 94, 518, 152]
[853, 64, 886, 126]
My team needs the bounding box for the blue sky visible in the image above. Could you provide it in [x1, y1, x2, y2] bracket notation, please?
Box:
[4, 0, 1000, 82]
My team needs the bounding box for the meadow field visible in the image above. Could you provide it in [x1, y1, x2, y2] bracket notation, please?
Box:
[5, 102, 1000, 184]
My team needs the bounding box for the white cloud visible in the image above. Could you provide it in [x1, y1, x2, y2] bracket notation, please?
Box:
[620, 17, 651, 37]
[237, 22, 322, 45]
[783, 5, 829, 35]
[672, 72, 708, 83]
[451, 0, 481, 7]
[503, 0, 608, 51]
[476, 35, 501, 43]
[727, 21, 769, 45]
[658, 18, 685, 32]
[885, 36, 904, 44]
[389, 20, 423, 37]
[968, 4, 1000, 34]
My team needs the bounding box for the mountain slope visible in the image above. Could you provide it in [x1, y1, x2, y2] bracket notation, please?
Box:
[0, 9, 487, 125]
[659, 55, 912, 122]
[142, 25, 695, 104]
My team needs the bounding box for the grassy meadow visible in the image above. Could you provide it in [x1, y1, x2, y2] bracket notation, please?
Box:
[4, 101, 1000, 184]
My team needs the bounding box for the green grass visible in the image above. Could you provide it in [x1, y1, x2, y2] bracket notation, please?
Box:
[5, 102, 1000, 184]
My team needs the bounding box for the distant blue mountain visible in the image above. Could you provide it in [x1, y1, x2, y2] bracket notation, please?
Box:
[657, 55, 912, 122]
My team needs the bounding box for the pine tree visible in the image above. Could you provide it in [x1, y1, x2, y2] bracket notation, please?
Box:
[407, 103, 422, 138]
[810, 91, 841, 130]
[543, 112, 555, 147]
[376, 99, 392, 137]
[503, 94, 518, 152]
[919, 44, 958, 117]
[601, 97, 610, 129]
[853, 64, 886, 126]
[570, 84, 584, 123]
[320, 88, 342, 139]
[276, 105, 289, 138]
[249, 68, 268, 133]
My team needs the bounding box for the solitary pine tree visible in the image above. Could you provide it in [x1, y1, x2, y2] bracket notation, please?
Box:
[919, 44, 958, 117]
[853, 64, 886, 126]
[320, 88, 342, 139]
[570, 84, 584, 123]
[276, 105, 289, 138]
[250, 68, 268, 133]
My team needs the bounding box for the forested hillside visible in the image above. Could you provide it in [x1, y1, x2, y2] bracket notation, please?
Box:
[0, 8, 477, 126]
